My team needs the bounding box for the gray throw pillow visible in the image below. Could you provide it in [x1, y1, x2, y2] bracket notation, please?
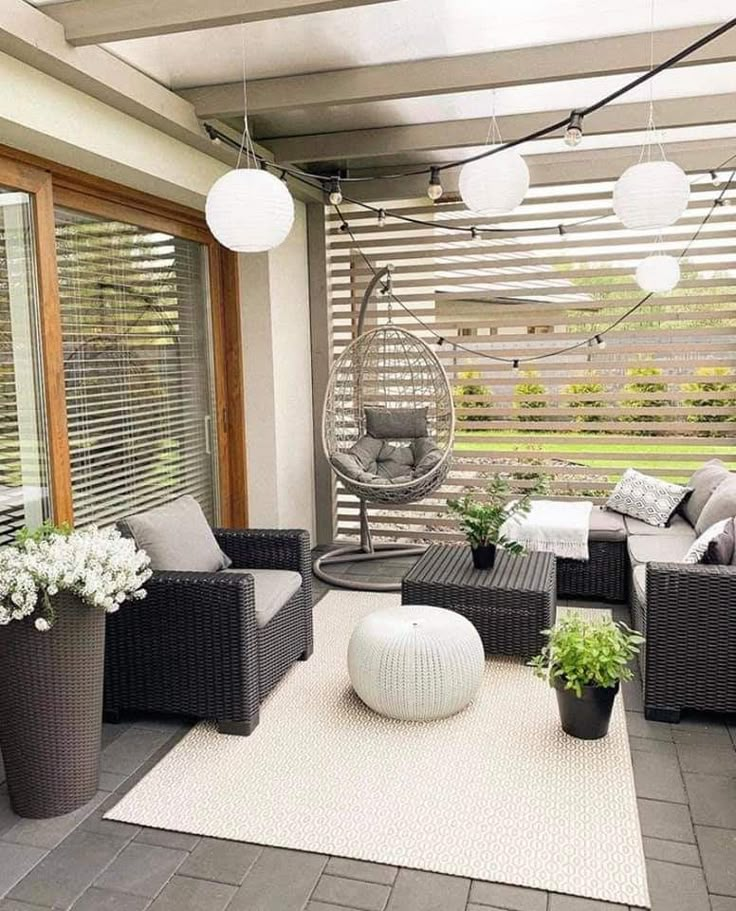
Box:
[696, 476, 736, 535]
[703, 517, 735, 565]
[682, 459, 731, 527]
[365, 407, 428, 439]
[121, 495, 231, 572]
[606, 468, 691, 528]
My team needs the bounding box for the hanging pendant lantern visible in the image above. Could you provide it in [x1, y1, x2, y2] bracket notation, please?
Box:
[613, 160, 689, 230]
[459, 148, 530, 216]
[635, 253, 680, 293]
[206, 168, 295, 253]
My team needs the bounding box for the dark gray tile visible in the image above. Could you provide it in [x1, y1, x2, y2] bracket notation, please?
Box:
[637, 799, 695, 843]
[8, 830, 127, 910]
[0, 842, 47, 897]
[646, 859, 709, 911]
[100, 729, 172, 776]
[621, 677, 644, 713]
[0, 789, 19, 839]
[695, 826, 736, 896]
[642, 837, 701, 867]
[2, 791, 107, 849]
[147, 875, 236, 910]
[671, 725, 732, 747]
[0, 901, 52, 911]
[387, 870, 469, 911]
[467, 906, 507, 911]
[468, 880, 546, 911]
[625, 712, 672, 741]
[98, 773, 128, 793]
[312, 874, 390, 911]
[547, 896, 628, 910]
[178, 839, 261, 886]
[685, 774, 736, 828]
[71, 887, 152, 910]
[632, 750, 687, 803]
[79, 794, 140, 841]
[135, 828, 200, 852]
[228, 847, 326, 911]
[676, 743, 736, 776]
[324, 857, 397, 885]
[101, 723, 132, 749]
[628, 737, 677, 756]
[94, 843, 187, 898]
[130, 718, 189, 735]
[711, 897, 736, 911]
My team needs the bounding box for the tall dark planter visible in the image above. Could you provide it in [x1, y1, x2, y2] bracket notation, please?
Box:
[0, 595, 105, 818]
[554, 677, 619, 740]
[471, 543, 496, 570]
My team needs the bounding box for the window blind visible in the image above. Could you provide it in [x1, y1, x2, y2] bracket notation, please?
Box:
[327, 176, 736, 543]
[56, 208, 219, 528]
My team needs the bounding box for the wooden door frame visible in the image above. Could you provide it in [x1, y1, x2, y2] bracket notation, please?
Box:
[0, 148, 247, 528]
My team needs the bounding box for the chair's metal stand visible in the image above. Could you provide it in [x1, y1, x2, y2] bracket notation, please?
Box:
[313, 264, 426, 592]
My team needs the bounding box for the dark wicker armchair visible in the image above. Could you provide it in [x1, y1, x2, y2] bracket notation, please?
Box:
[104, 528, 313, 735]
[633, 561, 736, 723]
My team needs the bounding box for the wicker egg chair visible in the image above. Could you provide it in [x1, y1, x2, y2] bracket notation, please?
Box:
[314, 267, 455, 591]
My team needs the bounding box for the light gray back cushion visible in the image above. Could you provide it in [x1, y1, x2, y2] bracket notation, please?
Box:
[695, 476, 736, 535]
[683, 459, 731, 528]
[365, 407, 427, 439]
[121, 495, 231, 572]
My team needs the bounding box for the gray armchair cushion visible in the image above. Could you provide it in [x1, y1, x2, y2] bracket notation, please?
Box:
[331, 434, 441, 485]
[588, 506, 627, 542]
[683, 459, 731, 528]
[365, 407, 428, 439]
[222, 569, 302, 628]
[120, 495, 231, 572]
[695, 476, 736, 535]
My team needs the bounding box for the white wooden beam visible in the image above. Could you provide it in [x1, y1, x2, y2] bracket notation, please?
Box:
[265, 93, 736, 163]
[343, 139, 736, 201]
[46, 0, 399, 46]
[182, 25, 736, 117]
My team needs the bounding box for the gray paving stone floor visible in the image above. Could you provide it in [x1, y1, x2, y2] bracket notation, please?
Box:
[0, 555, 734, 910]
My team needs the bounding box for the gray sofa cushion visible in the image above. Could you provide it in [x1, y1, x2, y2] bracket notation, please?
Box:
[695, 476, 736, 535]
[121, 495, 231, 572]
[588, 506, 627, 543]
[627, 533, 695, 568]
[222, 569, 302, 628]
[683, 459, 731, 528]
[365, 407, 428, 439]
[623, 513, 693, 537]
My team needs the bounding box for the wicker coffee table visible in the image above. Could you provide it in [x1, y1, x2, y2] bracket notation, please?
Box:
[401, 545, 556, 659]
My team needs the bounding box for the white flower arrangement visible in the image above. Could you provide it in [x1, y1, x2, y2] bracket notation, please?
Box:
[0, 524, 151, 631]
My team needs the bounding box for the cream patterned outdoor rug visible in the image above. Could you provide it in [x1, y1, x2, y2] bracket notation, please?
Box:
[106, 591, 650, 907]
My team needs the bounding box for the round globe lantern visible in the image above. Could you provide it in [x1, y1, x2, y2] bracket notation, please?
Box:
[459, 148, 530, 216]
[613, 160, 690, 230]
[205, 168, 294, 252]
[635, 254, 680, 293]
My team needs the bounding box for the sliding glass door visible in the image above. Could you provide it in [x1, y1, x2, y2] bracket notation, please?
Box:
[0, 188, 50, 543]
[54, 207, 220, 527]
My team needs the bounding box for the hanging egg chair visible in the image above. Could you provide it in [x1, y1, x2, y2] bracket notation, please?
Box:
[314, 266, 455, 591]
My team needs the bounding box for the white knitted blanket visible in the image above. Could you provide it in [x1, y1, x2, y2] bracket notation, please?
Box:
[501, 499, 593, 561]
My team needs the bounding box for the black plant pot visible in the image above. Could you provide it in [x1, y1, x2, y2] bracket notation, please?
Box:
[471, 544, 496, 570]
[554, 678, 619, 740]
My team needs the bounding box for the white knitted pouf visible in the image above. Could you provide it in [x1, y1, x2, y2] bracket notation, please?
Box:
[347, 605, 485, 721]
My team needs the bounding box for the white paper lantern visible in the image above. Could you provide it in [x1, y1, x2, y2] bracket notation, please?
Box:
[458, 148, 530, 216]
[635, 254, 680, 293]
[613, 160, 690, 230]
[205, 168, 294, 252]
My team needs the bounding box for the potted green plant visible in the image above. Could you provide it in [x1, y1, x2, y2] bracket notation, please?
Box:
[447, 474, 546, 569]
[529, 613, 645, 740]
[0, 522, 151, 818]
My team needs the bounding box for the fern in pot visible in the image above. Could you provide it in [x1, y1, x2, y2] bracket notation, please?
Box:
[529, 613, 644, 740]
[447, 474, 546, 569]
[0, 523, 151, 818]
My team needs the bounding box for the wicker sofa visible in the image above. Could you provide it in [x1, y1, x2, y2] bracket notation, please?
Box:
[104, 527, 313, 735]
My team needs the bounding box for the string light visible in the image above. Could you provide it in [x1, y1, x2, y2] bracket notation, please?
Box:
[470, 226, 480, 240]
[564, 111, 584, 147]
[512, 359, 520, 374]
[558, 224, 568, 240]
[436, 337, 445, 347]
[594, 335, 607, 349]
[377, 208, 387, 228]
[711, 170, 723, 187]
[328, 177, 343, 206]
[427, 167, 443, 201]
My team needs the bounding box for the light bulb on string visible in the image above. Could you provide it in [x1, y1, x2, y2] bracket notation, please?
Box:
[564, 111, 584, 148]
[594, 334, 607, 350]
[427, 167, 443, 201]
[377, 208, 387, 228]
[327, 177, 343, 206]
[711, 171, 722, 188]
[558, 224, 568, 241]
[512, 359, 520, 375]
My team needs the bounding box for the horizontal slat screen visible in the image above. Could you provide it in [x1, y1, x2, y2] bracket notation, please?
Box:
[56, 208, 218, 528]
[327, 176, 736, 544]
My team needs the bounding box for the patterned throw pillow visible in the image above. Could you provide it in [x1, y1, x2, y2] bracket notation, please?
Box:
[683, 519, 730, 564]
[606, 468, 692, 528]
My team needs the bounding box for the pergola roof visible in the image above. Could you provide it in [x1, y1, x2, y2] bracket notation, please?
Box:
[21, 0, 736, 195]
